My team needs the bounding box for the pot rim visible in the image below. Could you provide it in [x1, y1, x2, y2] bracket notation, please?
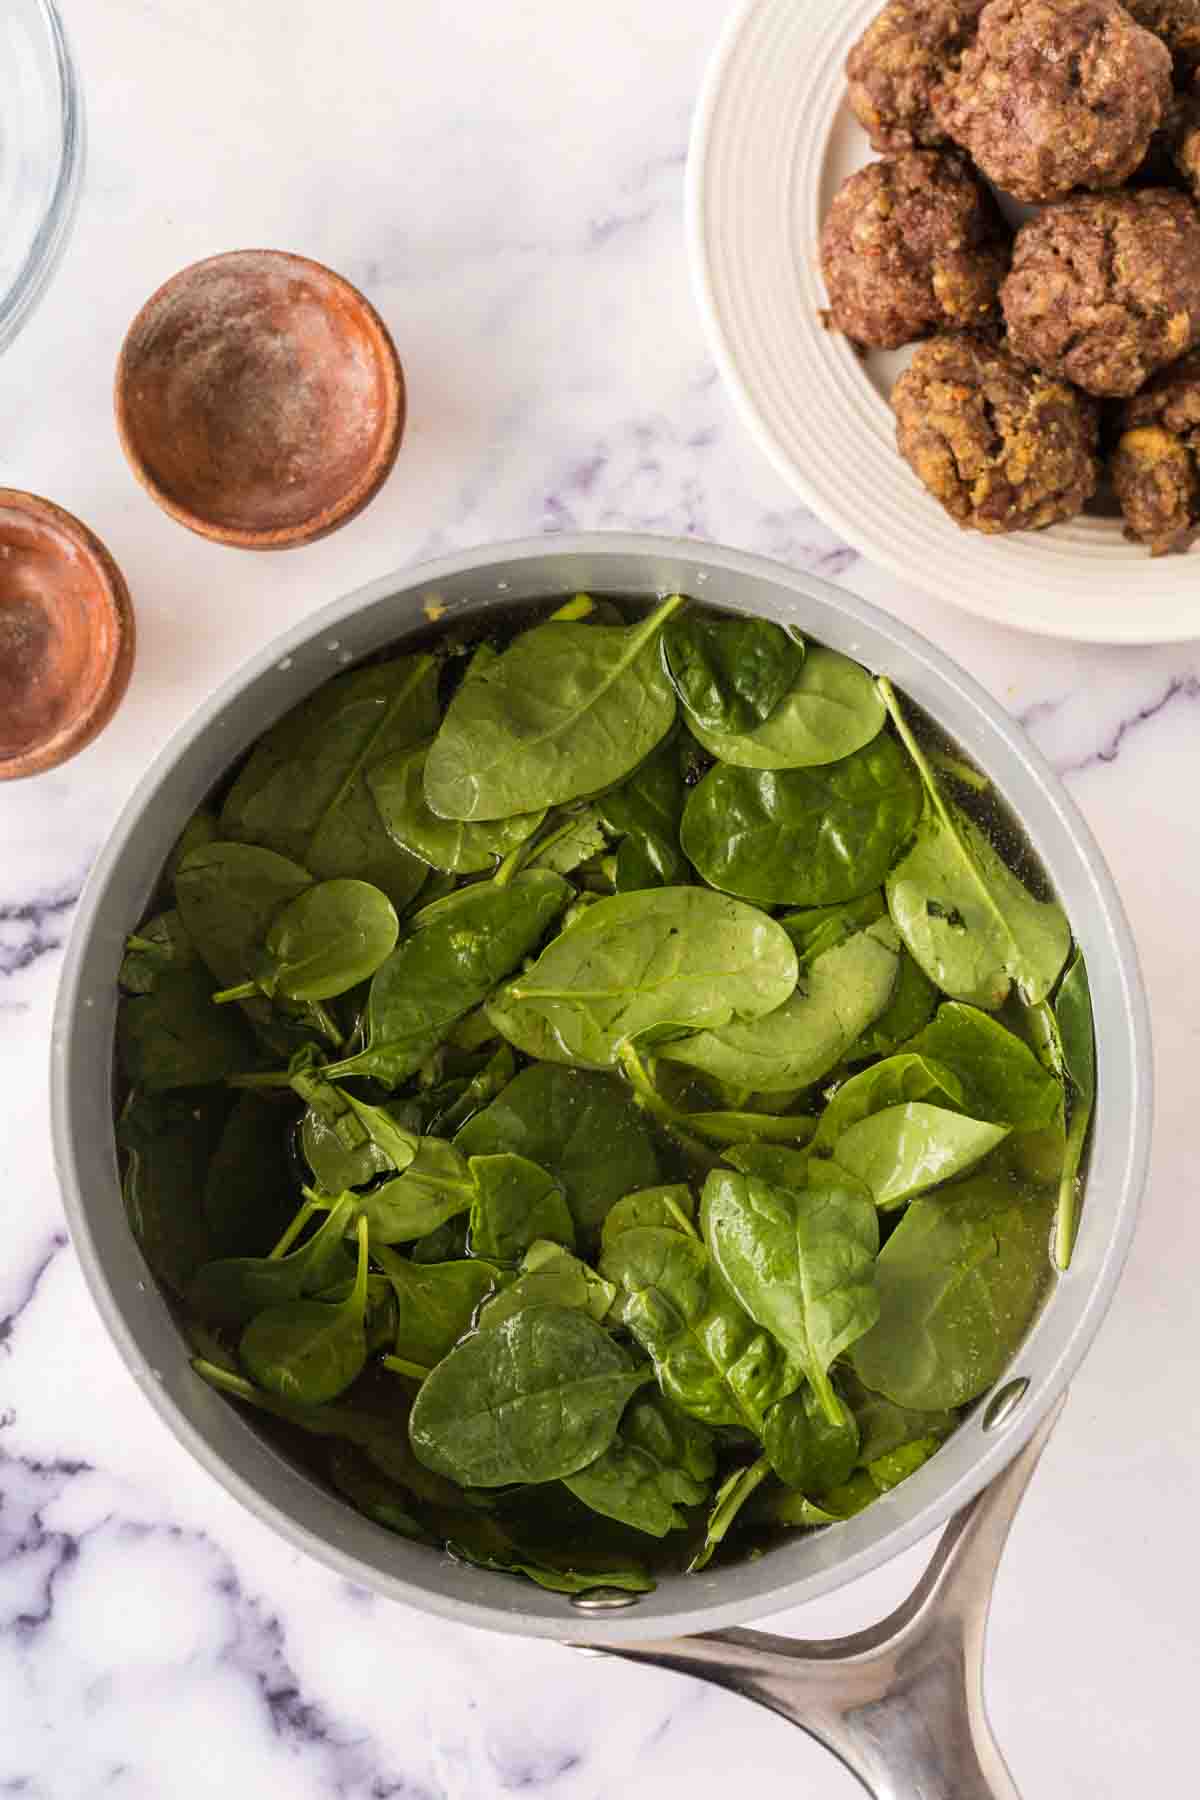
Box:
[50, 531, 1152, 1641]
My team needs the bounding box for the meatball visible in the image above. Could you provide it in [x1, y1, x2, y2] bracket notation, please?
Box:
[1124, 0, 1200, 77]
[846, 0, 988, 153]
[820, 152, 1009, 349]
[1001, 190, 1200, 396]
[1111, 349, 1200, 547]
[1170, 87, 1200, 192]
[892, 334, 1100, 531]
[933, 0, 1172, 204]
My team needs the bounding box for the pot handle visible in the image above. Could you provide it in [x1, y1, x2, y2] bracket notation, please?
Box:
[580, 1397, 1065, 1800]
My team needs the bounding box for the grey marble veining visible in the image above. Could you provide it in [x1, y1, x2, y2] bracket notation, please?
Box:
[1, 2, 1198, 1794]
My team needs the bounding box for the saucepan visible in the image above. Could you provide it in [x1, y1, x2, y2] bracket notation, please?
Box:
[51, 534, 1151, 1798]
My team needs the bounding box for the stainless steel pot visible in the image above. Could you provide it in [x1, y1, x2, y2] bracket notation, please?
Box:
[51, 534, 1151, 1797]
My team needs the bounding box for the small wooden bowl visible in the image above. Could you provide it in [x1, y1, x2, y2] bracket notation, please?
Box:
[114, 250, 405, 550]
[0, 491, 136, 780]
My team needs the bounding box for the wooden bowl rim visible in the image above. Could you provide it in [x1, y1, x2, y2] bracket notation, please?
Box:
[0, 488, 136, 780]
[113, 248, 405, 551]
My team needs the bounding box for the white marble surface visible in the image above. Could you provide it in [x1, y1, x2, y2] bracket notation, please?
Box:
[2, 1, 1198, 1793]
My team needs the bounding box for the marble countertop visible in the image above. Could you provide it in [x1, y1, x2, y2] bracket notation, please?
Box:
[2, 1, 1198, 1793]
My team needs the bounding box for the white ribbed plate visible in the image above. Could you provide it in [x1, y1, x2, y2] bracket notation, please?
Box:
[688, 0, 1200, 643]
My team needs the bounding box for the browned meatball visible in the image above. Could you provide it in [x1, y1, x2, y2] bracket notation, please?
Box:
[1124, 0, 1200, 77]
[1111, 349, 1200, 547]
[1001, 190, 1200, 395]
[846, 0, 988, 153]
[1169, 87, 1200, 192]
[820, 153, 1009, 349]
[892, 334, 1100, 531]
[933, 0, 1172, 204]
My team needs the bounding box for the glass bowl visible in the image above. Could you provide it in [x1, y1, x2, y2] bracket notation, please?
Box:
[0, 0, 83, 356]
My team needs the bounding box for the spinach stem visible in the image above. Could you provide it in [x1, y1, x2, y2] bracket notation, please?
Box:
[928, 748, 990, 794]
[547, 594, 595, 623]
[1054, 1106, 1091, 1270]
[382, 1353, 433, 1382]
[306, 1001, 345, 1048]
[192, 1359, 261, 1403]
[270, 1199, 318, 1259]
[212, 980, 257, 1005]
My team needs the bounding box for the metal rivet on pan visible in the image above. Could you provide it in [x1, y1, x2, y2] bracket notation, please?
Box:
[569, 1587, 644, 1611]
[982, 1377, 1030, 1431]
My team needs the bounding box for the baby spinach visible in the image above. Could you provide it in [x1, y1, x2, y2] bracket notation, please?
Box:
[239, 1216, 371, 1405]
[839, 1369, 957, 1466]
[477, 1241, 614, 1330]
[763, 1385, 860, 1493]
[689, 1456, 771, 1571]
[850, 1172, 1055, 1410]
[454, 1063, 662, 1239]
[327, 1442, 436, 1543]
[846, 950, 938, 1060]
[118, 945, 255, 1093]
[702, 1168, 879, 1425]
[446, 1537, 654, 1594]
[780, 892, 887, 964]
[373, 1249, 503, 1365]
[214, 879, 398, 1006]
[564, 1392, 713, 1538]
[369, 743, 545, 873]
[119, 909, 198, 991]
[117, 1089, 230, 1296]
[690, 646, 885, 769]
[492, 886, 798, 1069]
[600, 1225, 802, 1430]
[659, 921, 899, 1094]
[600, 1185, 697, 1249]
[663, 612, 806, 736]
[1054, 950, 1095, 1270]
[350, 1138, 477, 1246]
[724, 1143, 813, 1188]
[189, 1194, 358, 1329]
[681, 735, 922, 907]
[525, 807, 610, 877]
[467, 1152, 576, 1261]
[424, 597, 685, 820]
[772, 1434, 944, 1527]
[408, 1305, 649, 1486]
[220, 655, 439, 910]
[880, 682, 1070, 1009]
[830, 1104, 1010, 1210]
[811, 1053, 965, 1153]
[164, 806, 218, 892]
[324, 870, 570, 1085]
[595, 733, 688, 887]
[904, 1002, 1063, 1130]
[202, 1091, 300, 1259]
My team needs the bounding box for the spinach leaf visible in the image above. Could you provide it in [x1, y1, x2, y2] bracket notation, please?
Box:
[351, 1138, 477, 1246]
[408, 1305, 649, 1486]
[239, 1216, 371, 1405]
[811, 1053, 965, 1153]
[659, 921, 900, 1093]
[215, 880, 398, 1005]
[681, 1110, 816, 1148]
[724, 1143, 813, 1187]
[763, 1386, 860, 1492]
[477, 1241, 614, 1330]
[189, 1194, 358, 1328]
[596, 733, 688, 887]
[1054, 950, 1095, 1270]
[315, 1270, 398, 1355]
[327, 1443, 436, 1543]
[491, 887, 798, 1069]
[830, 1104, 1010, 1210]
[410, 1217, 470, 1264]
[846, 950, 938, 1060]
[701, 1168, 879, 1425]
[779, 892, 887, 964]
[426, 1043, 516, 1138]
[599, 1226, 802, 1430]
[564, 1392, 713, 1538]
[525, 807, 610, 876]
[117, 1089, 230, 1296]
[374, 1249, 502, 1365]
[220, 655, 439, 910]
[446, 1537, 654, 1594]
[423, 596, 685, 821]
[880, 682, 1070, 1009]
[772, 1435, 944, 1526]
[324, 871, 571, 1085]
[118, 935, 256, 1092]
[455, 1063, 662, 1239]
[904, 1002, 1064, 1130]
[689, 646, 885, 769]
[689, 1457, 771, 1571]
[600, 1185, 697, 1249]
[203, 1091, 299, 1259]
[849, 1172, 1054, 1410]
[164, 807, 218, 891]
[680, 735, 921, 906]
[369, 743, 545, 873]
[467, 1153, 576, 1261]
[663, 613, 806, 735]
[300, 1091, 398, 1192]
[839, 1369, 957, 1466]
